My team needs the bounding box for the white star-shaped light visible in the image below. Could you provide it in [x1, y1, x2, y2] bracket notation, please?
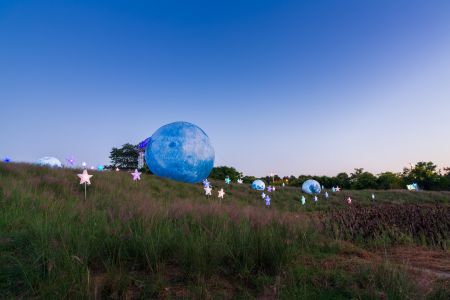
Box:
[131, 169, 142, 181]
[261, 192, 266, 199]
[82, 162, 87, 167]
[237, 179, 243, 184]
[218, 188, 225, 198]
[204, 186, 212, 196]
[116, 167, 120, 172]
[347, 197, 352, 204]
[335, 186, 341, 192]
[78, 170, 93, 185]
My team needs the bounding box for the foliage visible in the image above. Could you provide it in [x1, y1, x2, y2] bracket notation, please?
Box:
[109, 143, 139, 170]
[209, 166, 242, 181]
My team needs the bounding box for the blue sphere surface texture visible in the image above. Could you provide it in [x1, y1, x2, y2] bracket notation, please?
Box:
[145, 122, 215, 183]
[251, 179, 266, 191]
[302, 179, 321, 194]
[36, 156, 62, 168]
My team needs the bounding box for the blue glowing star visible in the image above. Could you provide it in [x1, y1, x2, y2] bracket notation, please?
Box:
[97, 165, 104, 171]
[225, 177, 231, 184]
[145, 122, 215, 183]
[3, 157, 11, 163]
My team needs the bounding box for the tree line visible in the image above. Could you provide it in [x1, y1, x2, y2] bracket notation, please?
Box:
[109, 144, 449, 191]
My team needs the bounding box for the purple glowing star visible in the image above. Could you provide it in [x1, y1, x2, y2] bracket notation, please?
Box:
[66, 156, 76, 166]
[131, 169, 142, 181]
[202, 179, 210, 188]
[265, 195, 271, 207]
[267, 186, 273, 193]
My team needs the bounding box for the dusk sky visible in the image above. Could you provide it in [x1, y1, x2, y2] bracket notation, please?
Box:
[1, 0, 449, 177]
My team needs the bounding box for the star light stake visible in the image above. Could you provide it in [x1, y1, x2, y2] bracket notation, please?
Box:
[265, 195, 271, 208]
[371, 193, 375, 200]
[335, 186, 341, 192]
[347, 197, 352, 205]
[202, 179, 210, 188]
[66, 156, 76, 166]
[225, 177, 231, 184]
[314, 195, 318, 203]
[77, 169, 93, 200]
[218, 188, 225, 199]
[324, 191, 329, 199]
[3, 157, 11, 163]
[301, 195, 306, 205]
[267, 186, 273, 193]
[115, 167, 120, 172]
[131, 169, 142, 181]
[82, 162, 87, 168]
[204, 186, 212, 196]
[237, 178, 243, 184]
[261, 192, 266, 199]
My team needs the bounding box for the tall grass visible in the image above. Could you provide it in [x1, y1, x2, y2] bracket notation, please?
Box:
[1, 163, 448, 298]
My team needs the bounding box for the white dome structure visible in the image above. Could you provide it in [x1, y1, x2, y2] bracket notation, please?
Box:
[36, 156, 62, 168]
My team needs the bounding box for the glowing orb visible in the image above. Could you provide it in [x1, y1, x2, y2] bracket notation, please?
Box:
[145, 121, 215, 183]
[302, 179, 321, 194]
[251, 179, 266, 191]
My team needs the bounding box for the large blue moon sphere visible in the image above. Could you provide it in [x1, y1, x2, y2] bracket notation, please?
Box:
[145, 122, 215, 183]
[302, 179, 321, 194]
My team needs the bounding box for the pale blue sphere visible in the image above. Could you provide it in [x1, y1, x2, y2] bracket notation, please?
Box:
[145, 122, 215, 183]
[251, 179, 266, 191]
[302, 179, 321, 194]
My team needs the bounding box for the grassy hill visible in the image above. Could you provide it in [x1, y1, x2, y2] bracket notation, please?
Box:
[1, 163, 449, 299]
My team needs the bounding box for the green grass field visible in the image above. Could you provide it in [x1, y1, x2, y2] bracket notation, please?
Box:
[1, 163, 449, 299]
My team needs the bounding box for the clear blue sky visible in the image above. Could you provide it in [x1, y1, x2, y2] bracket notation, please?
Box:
[1, 0, 449, 176]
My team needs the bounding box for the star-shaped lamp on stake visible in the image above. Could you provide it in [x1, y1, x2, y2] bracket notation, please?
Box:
[267, 186, 273, 193]
[218, 188, 225, 199]
[237, 178, 243, 184]
[204, 186, 212, 196]
[3, 157, 11, 163]
[77, 169, 93, 200]
[131, 169, 142, 181]
[261, 192, 266, 199]
[335, 186, 341, 192]
[225, 177, 231, 184]
[202, 179, 210, 188]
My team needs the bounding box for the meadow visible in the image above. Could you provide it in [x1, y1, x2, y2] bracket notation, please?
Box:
[0, 163, 449, 299]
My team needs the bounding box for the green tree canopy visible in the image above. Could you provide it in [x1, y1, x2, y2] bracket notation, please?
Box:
[109, 143, 139, 170]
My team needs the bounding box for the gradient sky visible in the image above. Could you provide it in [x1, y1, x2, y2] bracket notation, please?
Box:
[1, 0, 449, 177]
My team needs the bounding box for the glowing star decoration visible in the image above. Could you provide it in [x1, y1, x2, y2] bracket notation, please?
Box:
[324, 191, 329, 199]
[66, 156, 76, 166]
[218, 188, 225, 199]
[267, 186, 273, 193]
[335, 186, 341, 192]
[131, 169, 142, 181]
[90, 166, 95, 170]
[204, 186, 212, 196]
[82, 162, 87, 168]
[265, 195, 271, 207]
[347, 197, 352, 205]
[116, 167, 120, 172]
[202, 179, 210, 188]
[314, 195, 318, 203]
[301, 195, 306, 205]
[237, 178, 243, 184]
[97, 165, 104, 171]
[261, 192, 266, 199]
[272, 186, 276, 192]
[372, 193, 375, 200]
[225, 177, 231, 184]
[331, 187, 336, 192]
[3, 157, 11, 163]
[77, 169, 93, 200]
[144, 121, 215, 183]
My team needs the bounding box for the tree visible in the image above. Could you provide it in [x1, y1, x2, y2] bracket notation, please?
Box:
[209, 166, 242, 181]
[333, 172, 351, 189]
[402, 162, 440, 190]
[377, 172, 403, 189]
[350, 168, 378, 189]
[109, 143, 139, 170]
